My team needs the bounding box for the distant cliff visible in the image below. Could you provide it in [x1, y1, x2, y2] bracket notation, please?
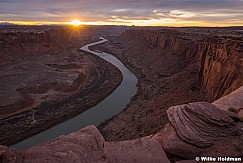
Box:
[124, 29, 243, 101]
[0, 27, 85, 64]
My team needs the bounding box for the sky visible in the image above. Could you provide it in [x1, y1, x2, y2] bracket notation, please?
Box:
[0, 0, 243, 26]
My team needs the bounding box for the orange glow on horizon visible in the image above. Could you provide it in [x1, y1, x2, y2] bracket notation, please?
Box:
[1, 20, 243, 27]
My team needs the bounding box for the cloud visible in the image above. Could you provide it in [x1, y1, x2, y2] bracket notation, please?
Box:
[0, 0, 242, 26]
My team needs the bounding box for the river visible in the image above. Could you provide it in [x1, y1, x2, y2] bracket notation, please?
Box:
[11, 37, 137, 149]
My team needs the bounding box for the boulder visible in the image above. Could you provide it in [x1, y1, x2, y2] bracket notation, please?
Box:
[159, 102, 242, 159]
[167, 102, 238, 148]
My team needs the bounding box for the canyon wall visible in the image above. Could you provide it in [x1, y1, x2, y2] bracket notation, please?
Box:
[125, 29, 243, 101]
[0, 26, 90, 64]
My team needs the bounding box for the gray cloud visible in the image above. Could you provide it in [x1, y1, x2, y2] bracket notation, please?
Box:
[0, 0, 242, 25]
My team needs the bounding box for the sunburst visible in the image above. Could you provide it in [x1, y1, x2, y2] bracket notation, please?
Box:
[69, 19, 82, 26]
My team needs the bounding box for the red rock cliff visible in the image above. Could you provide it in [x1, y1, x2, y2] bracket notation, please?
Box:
[0, 27, 83, 64]
[125, 29, 243, 101]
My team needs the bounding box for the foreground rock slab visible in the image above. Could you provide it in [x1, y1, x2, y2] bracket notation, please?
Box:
[167, 102, 238, 147]
[0, 125, 170, 163]
[158, 102, 243, 159]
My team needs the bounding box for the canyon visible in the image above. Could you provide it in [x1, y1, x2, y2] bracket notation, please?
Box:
[0, 26, 123, 146]
[0, 26, 243, 162]
[98, 27, 243, 141]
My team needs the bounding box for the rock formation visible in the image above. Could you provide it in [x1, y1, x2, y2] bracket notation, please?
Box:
[0, 26, 76, 64]
[156, 102, 243, 159]
[0, 125, 170, 163]
[167, 102, 238, 147]
[126, 28, 243, 102]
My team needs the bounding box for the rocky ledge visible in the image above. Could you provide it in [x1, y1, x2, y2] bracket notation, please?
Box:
[1, 86, 242, 163]
[0, 125, 170, 163]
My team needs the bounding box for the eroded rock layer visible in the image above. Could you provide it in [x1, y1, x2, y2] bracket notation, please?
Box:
[126, 28, 243, 102]
[167, 102, 238, 148]
[159, 102, 243, 159]
[0, 126, 170, 163]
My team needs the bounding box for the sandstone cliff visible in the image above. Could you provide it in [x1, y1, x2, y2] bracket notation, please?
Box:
[125, 29, 243, 102]
[0, 26, 88, 64]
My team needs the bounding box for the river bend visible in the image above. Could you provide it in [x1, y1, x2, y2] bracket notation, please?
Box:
[11, 37, 137, 149]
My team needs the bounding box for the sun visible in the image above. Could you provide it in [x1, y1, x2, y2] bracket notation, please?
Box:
[69, 19, 82, 26]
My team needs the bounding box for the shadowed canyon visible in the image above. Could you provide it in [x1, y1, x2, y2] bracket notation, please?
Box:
[0, 26, 243, 162]
[0, 26, 123, 146]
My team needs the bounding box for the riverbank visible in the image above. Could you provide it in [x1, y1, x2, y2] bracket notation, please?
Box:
[0, 39, 123, 146]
